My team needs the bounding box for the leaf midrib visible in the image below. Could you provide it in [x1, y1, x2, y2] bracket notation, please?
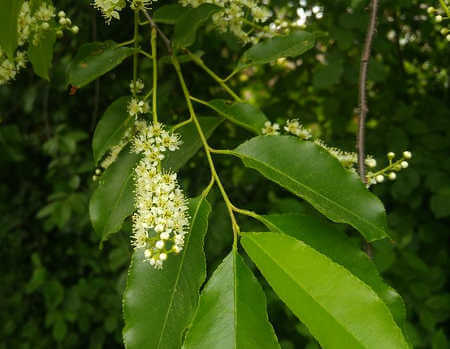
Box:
[156, 198, 204, 349]
[246, 235, 368, 349]
[235, 148, 385, 239]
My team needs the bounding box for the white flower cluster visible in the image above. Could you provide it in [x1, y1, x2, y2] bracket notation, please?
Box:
[100, 128, 132, 171]
[262, 119, 312, 140]
[128, 97, 150, 117]
[130, 79, 145, 95]
[92, 0, 154, 23]
[314, 139, 359, 172]
[366, 151, 412, 187]
[427, 6, 450, 41]
[261, 119, 408, 181]
[0, 2, 76, 85]
[131, 121, 189, 269]
[179, 0, 273, 43]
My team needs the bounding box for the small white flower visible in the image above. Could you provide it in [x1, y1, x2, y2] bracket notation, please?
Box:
[160, 232, 170, 240]
[401, 161, 409, 169]
[262, 121, 280, 136]
[155, 240, 165, 249]
[365, 157, 377, 168]
[376, 175, 385, 183]
[159, 253, 167, 261]
[387, 152, 395, 160]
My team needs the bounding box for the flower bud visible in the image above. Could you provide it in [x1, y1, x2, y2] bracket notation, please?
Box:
[387, 152, 395, 160]
[95, 168, 101, 175]
[144, 249, 152, 258]
[403, 151, 412, 159]
[441, 28, 449, 35]
[376, 175, 385, 183]
[365, 158, 377, 168]
[159, 253, 167, 261]
[72, 26, 79, 34]
[155, 240, 164, 249]
[58, 11, 66, 17]
[160, 232, 169, 240]
[427, 7, 435, 14]
[56, 30, 63, 38]
[59, 18, 66, 25]
[92, 175, 98, 181]
[447, 34, 450, 42]
[436, 15, 443, 23]
[388, 172, 397, 181]
[41, 22, 50, 30]
[65, 18, 72, 25]
[401, 161, 409, 168]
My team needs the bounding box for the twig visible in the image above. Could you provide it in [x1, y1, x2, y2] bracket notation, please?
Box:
[357, 0, 379, 183]
[141, 9, 172, 54]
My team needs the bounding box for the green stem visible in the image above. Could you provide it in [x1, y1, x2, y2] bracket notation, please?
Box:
[143, 88, 153, 102]
[186, 50, 243, 102]
[172, 55, 240, 244]
[242, 18, 270, 32]
[151, 28, 158, 123]
[366, 158, 404, 179]
[117, 38, 136, 48]
[439, 0, 450, 17]
[209, 147, 234, 155]
[139, 50, 153, 60]
[132, 10, 139, 96]
[171, 118, 193, 131]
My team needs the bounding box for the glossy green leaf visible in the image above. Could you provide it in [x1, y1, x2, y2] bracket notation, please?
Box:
[67, 41, 134, 88]
[232, 136, 388, 241]
[183, 250, 280, 349]
[241, 232, 409, 349]
[206, 99, 268, 134]
[162, 116, 223, 171]
[28, 30, 56, 80]
[0, 0, 24, 59]
[89, 148, 140, 243]
[235, 31, 315, 72]
[123, 196, 211, 349]
[154, 4, 188, 24]
[261, 214, 406, 328]
[92, 97, 132, 164]
[173, 4, 221, 49]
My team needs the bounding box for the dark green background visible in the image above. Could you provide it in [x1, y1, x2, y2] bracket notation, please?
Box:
[1, 0, 448, 348]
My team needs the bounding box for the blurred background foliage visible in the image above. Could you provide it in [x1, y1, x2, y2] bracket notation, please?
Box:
[0, 0, 448, 348]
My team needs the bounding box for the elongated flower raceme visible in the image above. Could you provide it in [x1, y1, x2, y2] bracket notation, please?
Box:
[131, 121, 189, 269]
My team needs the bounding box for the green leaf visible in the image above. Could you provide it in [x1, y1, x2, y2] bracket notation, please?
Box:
[173, 4, 221, 49]
[232, 136, 388, 241]
[123, 196, 211, 349]
[162, 116, 223, 171]
[260, 214, 406, 328]
[92, 97, 133, 164]
[0, 0, 24, 59]
[206, 99, 268, 134]
[430, 188, 450, 218]
[28, 30, 57, 80]
[67, 41, 134, 88]
[89, 148, 140, 243]
[241, 232, 409, 349]
[154, 4, 188, 24]
[183, 250, 280, 349]
[235, 31, 315, 72]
